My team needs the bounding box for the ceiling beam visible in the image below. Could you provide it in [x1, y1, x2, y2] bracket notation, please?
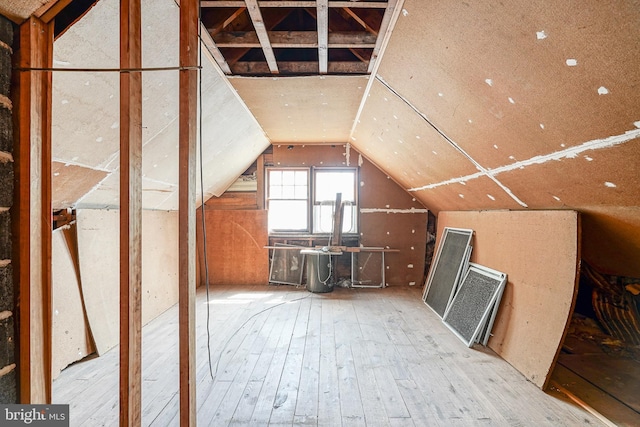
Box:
[201, 22, 232, 74]
[317, 0, 329, 74]
[245, 0, 279, 74]
[368, 0, 397, 73]
[208, 7, 247, 36]
[232, 60, 368, 74]
[214, 30, 376, 48]
[201, 1, 388, 9]
[341, 7, 377, 34]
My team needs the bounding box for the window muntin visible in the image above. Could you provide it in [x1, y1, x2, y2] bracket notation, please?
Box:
[313, 169, 357, 234]
[267, 167, 357, 235]
[267, 169, 309, 232]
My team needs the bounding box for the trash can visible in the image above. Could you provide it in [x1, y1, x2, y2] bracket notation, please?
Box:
[301, 249, 334, 293]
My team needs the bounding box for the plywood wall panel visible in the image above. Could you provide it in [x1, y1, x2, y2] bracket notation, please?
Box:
[52, 161, 108, 209]
[52, 230, 94, 379]
[411, 175, 524, 214]
[198, 210, 268, 286]
[351, 79, 478, 189]
[496, 140, 640, 208]
[437, 210, 580, 389]
[76, 209, 179, 355]
[271, 144, 349, 167]
[359, 156, 428, 286]
[376, 0, 640, 170]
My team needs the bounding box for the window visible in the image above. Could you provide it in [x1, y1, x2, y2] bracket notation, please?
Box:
[267, 167, 357, 234]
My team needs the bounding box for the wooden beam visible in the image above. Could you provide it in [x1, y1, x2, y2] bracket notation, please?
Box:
[341, 7, 377, 34]
[317, 0, 329, 74]
[232, 60, 368, 74]
[34, 0, 74, 23]
[200, 22, 233, 74]
[179, 0, 199, 424]
[213, 30, 376, 48]
[14, 15, 54, 405]
[209, 7, 247, 36]
[245, 0, 279, 74]
[201, 1, 388, 8]
[368, 0, 398, 73]
[119, 0, 142, 425]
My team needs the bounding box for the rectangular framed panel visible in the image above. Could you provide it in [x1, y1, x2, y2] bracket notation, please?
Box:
[443, 263, 507, 347]
[422, 227, 474, 317]
[269, 243, 305, 285]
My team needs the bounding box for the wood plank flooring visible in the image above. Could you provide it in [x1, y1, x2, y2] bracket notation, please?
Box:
[53, 284, 605, 426]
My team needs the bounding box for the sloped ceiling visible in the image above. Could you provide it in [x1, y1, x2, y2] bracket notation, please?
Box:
[50, 0, 270, 210]
[350, 0, 640, 276]
[3, 0, 639, 276]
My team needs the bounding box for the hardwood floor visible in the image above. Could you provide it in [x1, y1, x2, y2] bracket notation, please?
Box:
[53, 284, 604, 426]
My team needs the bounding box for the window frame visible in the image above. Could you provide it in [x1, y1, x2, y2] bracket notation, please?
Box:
[266, 166, 359, 236]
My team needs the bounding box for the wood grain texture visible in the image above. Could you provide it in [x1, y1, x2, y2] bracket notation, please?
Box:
[198, 210, 269, 286]
[52, 284, 607, 425]
[179, 0, 199, 424]
[14, 15, 54, 404]
[119, 0, 143, 423]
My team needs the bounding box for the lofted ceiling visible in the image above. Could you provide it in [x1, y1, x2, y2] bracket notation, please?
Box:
[2, 0, 640, 276]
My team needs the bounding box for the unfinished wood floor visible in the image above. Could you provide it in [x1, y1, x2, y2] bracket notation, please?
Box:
[53, 284, 604, 426]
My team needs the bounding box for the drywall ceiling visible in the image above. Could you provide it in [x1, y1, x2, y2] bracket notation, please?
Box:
[50, 0, 270, 210]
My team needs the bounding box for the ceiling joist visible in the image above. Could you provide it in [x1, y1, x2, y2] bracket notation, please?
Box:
[201, 0, 393, 76]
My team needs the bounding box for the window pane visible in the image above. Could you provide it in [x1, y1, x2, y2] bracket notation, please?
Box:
[270, 186, 282, 198]
[269, 170, 282, 186]
[294, 184, 308, 199]
[295, 170, 307, 186]
[282, 170, 296, 185]
[316, 171, 355, 202]
[268, 200, 307, 231]
[282, 185, 295, 199]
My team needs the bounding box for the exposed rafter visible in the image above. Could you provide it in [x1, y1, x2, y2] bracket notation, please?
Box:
[317, 0, 328, 74]
[245, 0, 279, 73]
[200, 0, 393, 76]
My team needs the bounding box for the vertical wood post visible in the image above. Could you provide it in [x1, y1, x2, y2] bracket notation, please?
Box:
[119, 0, 143, 424]
[14, 16, 53, 404]
[179, 0, 198, 425]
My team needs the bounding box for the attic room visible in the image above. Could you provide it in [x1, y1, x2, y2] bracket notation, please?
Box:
[0, 0, 638, 425]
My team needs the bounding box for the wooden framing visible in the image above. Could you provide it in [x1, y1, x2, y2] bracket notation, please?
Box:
[317, 0, 329, 74]
[179, 0, 199, 424]
[14, 15, 54, 404]
[245, 0, 279, 74]
[119, 0, 143, 424]
[201, 1, 388, 8]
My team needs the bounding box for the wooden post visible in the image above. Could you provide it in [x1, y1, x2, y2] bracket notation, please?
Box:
[179, 0, 198, 425]
[14, 16, 54, 404]
[119, 0, 143, 425]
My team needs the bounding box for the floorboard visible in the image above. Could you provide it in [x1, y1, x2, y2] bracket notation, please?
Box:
[53, 284, 608, 426]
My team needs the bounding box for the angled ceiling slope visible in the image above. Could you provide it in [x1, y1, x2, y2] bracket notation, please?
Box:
[350, 0, 640, 276]
[50, 0, 270, 210]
